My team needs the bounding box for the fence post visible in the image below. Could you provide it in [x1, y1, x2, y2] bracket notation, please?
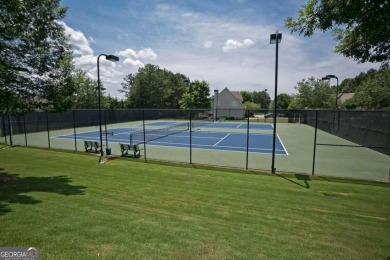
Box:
[46, 110, 50, 148]
[23, 114, 27, 146]
[7, 114, 13, 145]
[189, 109, 192, 164]
[142, 109, 147, 162]
[73, 110, 77, 151]
[246, 109, 250, 170]
[311, 111, 319, 175]
[104, 109, 108, 154]
[1, 115, 7, 145]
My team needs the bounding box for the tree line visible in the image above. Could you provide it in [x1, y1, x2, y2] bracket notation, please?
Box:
[71, 64, 211, 110]
[120, 64, 210, 109]
[285, 66, 390, 110]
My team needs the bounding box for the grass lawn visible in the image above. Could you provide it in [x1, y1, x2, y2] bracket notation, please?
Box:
[0, 146, 389, 259]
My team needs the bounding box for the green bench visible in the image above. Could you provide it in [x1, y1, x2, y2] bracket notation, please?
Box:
[84, 140, 101, 153]
[120, 143, 142, 158]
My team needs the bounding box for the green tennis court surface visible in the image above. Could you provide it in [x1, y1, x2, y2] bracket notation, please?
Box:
[8, 120, 390, 182]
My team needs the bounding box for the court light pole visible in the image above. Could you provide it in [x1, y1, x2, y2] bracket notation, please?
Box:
[270, 31, 282, 174]
[322, 75, 339, 133]
[97, 54, 119, 156]
[263, 89, 268, 110]
[324, 75, 339, 109]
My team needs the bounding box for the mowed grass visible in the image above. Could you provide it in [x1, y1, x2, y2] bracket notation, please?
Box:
[0, 146, 389, 259]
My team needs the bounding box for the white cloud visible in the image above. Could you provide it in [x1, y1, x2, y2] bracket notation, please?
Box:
[222, 38, 254, 52]
[60, 5, 381, 99]
[73, 55, 95, 67]
[59, 21, 94, 56]
[243, 39, 254, 46]
[203, 41, 213, 48]
[116, 48, 137, 58]
[115, 48, 157, 67]
[58, 23, 129, 97]
[61, 24, 160, 96]
[123, 58, 144, 67]
[137, 48, 158, 60]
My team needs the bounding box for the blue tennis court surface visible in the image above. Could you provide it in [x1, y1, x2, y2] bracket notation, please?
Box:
[155, 121, 274, 130]
[55, 122, 287, 155]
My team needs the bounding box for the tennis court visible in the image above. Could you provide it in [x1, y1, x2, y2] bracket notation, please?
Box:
[5, 109, 389, 181]
[54, 121, 287, 155]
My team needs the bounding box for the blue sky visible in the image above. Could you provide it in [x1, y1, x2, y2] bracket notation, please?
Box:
[60, 0, 380, 98]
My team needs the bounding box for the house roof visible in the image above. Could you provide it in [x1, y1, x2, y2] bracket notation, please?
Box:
[214, 88, 245, 109]
[230, 91, 243, 103]
[338, 93, 355, 103]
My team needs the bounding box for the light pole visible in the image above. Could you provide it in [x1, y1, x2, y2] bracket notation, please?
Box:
[263, 89, 268, 110]
[270, 31, 282, 174]
[189, 82, 193, 109]
[97, 54, 119, 156]
[322, 75, 339, 109]
[214, 89, 219, 122]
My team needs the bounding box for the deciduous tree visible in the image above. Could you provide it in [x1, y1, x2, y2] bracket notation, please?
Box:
[252, 91, 271, 109]
[285, 0, 390, 64]
[71, 70, 98, 109]
[276, 93, 292, 110]
[342, 67, 390, 109]
[0, 0, 74, 114]
[289, 77, 334, 109]
[179, 80, 211, 109]
[240, 91, 252, 103]
[121, 64, 188, 108]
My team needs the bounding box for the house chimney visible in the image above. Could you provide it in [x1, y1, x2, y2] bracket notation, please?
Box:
[214, 90, 219, 121]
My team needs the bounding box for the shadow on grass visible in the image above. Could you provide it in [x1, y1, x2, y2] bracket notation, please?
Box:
[317, 175, 390, 187]
[277, 174, 311, 188]
[0, 168, 86, 216]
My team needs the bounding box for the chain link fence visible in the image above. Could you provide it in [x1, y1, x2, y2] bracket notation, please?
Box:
[1, 109, 389, 182]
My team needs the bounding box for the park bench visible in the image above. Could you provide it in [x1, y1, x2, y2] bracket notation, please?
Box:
[120, 143, 142, 158]
[84, 140, 101, 153]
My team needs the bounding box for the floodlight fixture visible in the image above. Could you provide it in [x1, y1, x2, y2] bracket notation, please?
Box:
[270, 33, 282, 44]
[322, 74, 339, 109]
[105, 55, 119, 62]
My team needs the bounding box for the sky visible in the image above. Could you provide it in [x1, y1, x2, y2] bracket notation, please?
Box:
[60, 0, 380, 99]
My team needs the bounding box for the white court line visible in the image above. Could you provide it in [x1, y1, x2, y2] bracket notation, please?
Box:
[149, 140, 286, 153]
[276, 133, 289, 155]
[213, 133, 230, 146]
[172, 134, 221, 140]
[236, 123, 243, 128]
[116, 130, 133, 135]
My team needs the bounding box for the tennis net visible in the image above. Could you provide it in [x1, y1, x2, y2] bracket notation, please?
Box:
[191, 119, 213, 129]
[130, 122, 189, 145]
